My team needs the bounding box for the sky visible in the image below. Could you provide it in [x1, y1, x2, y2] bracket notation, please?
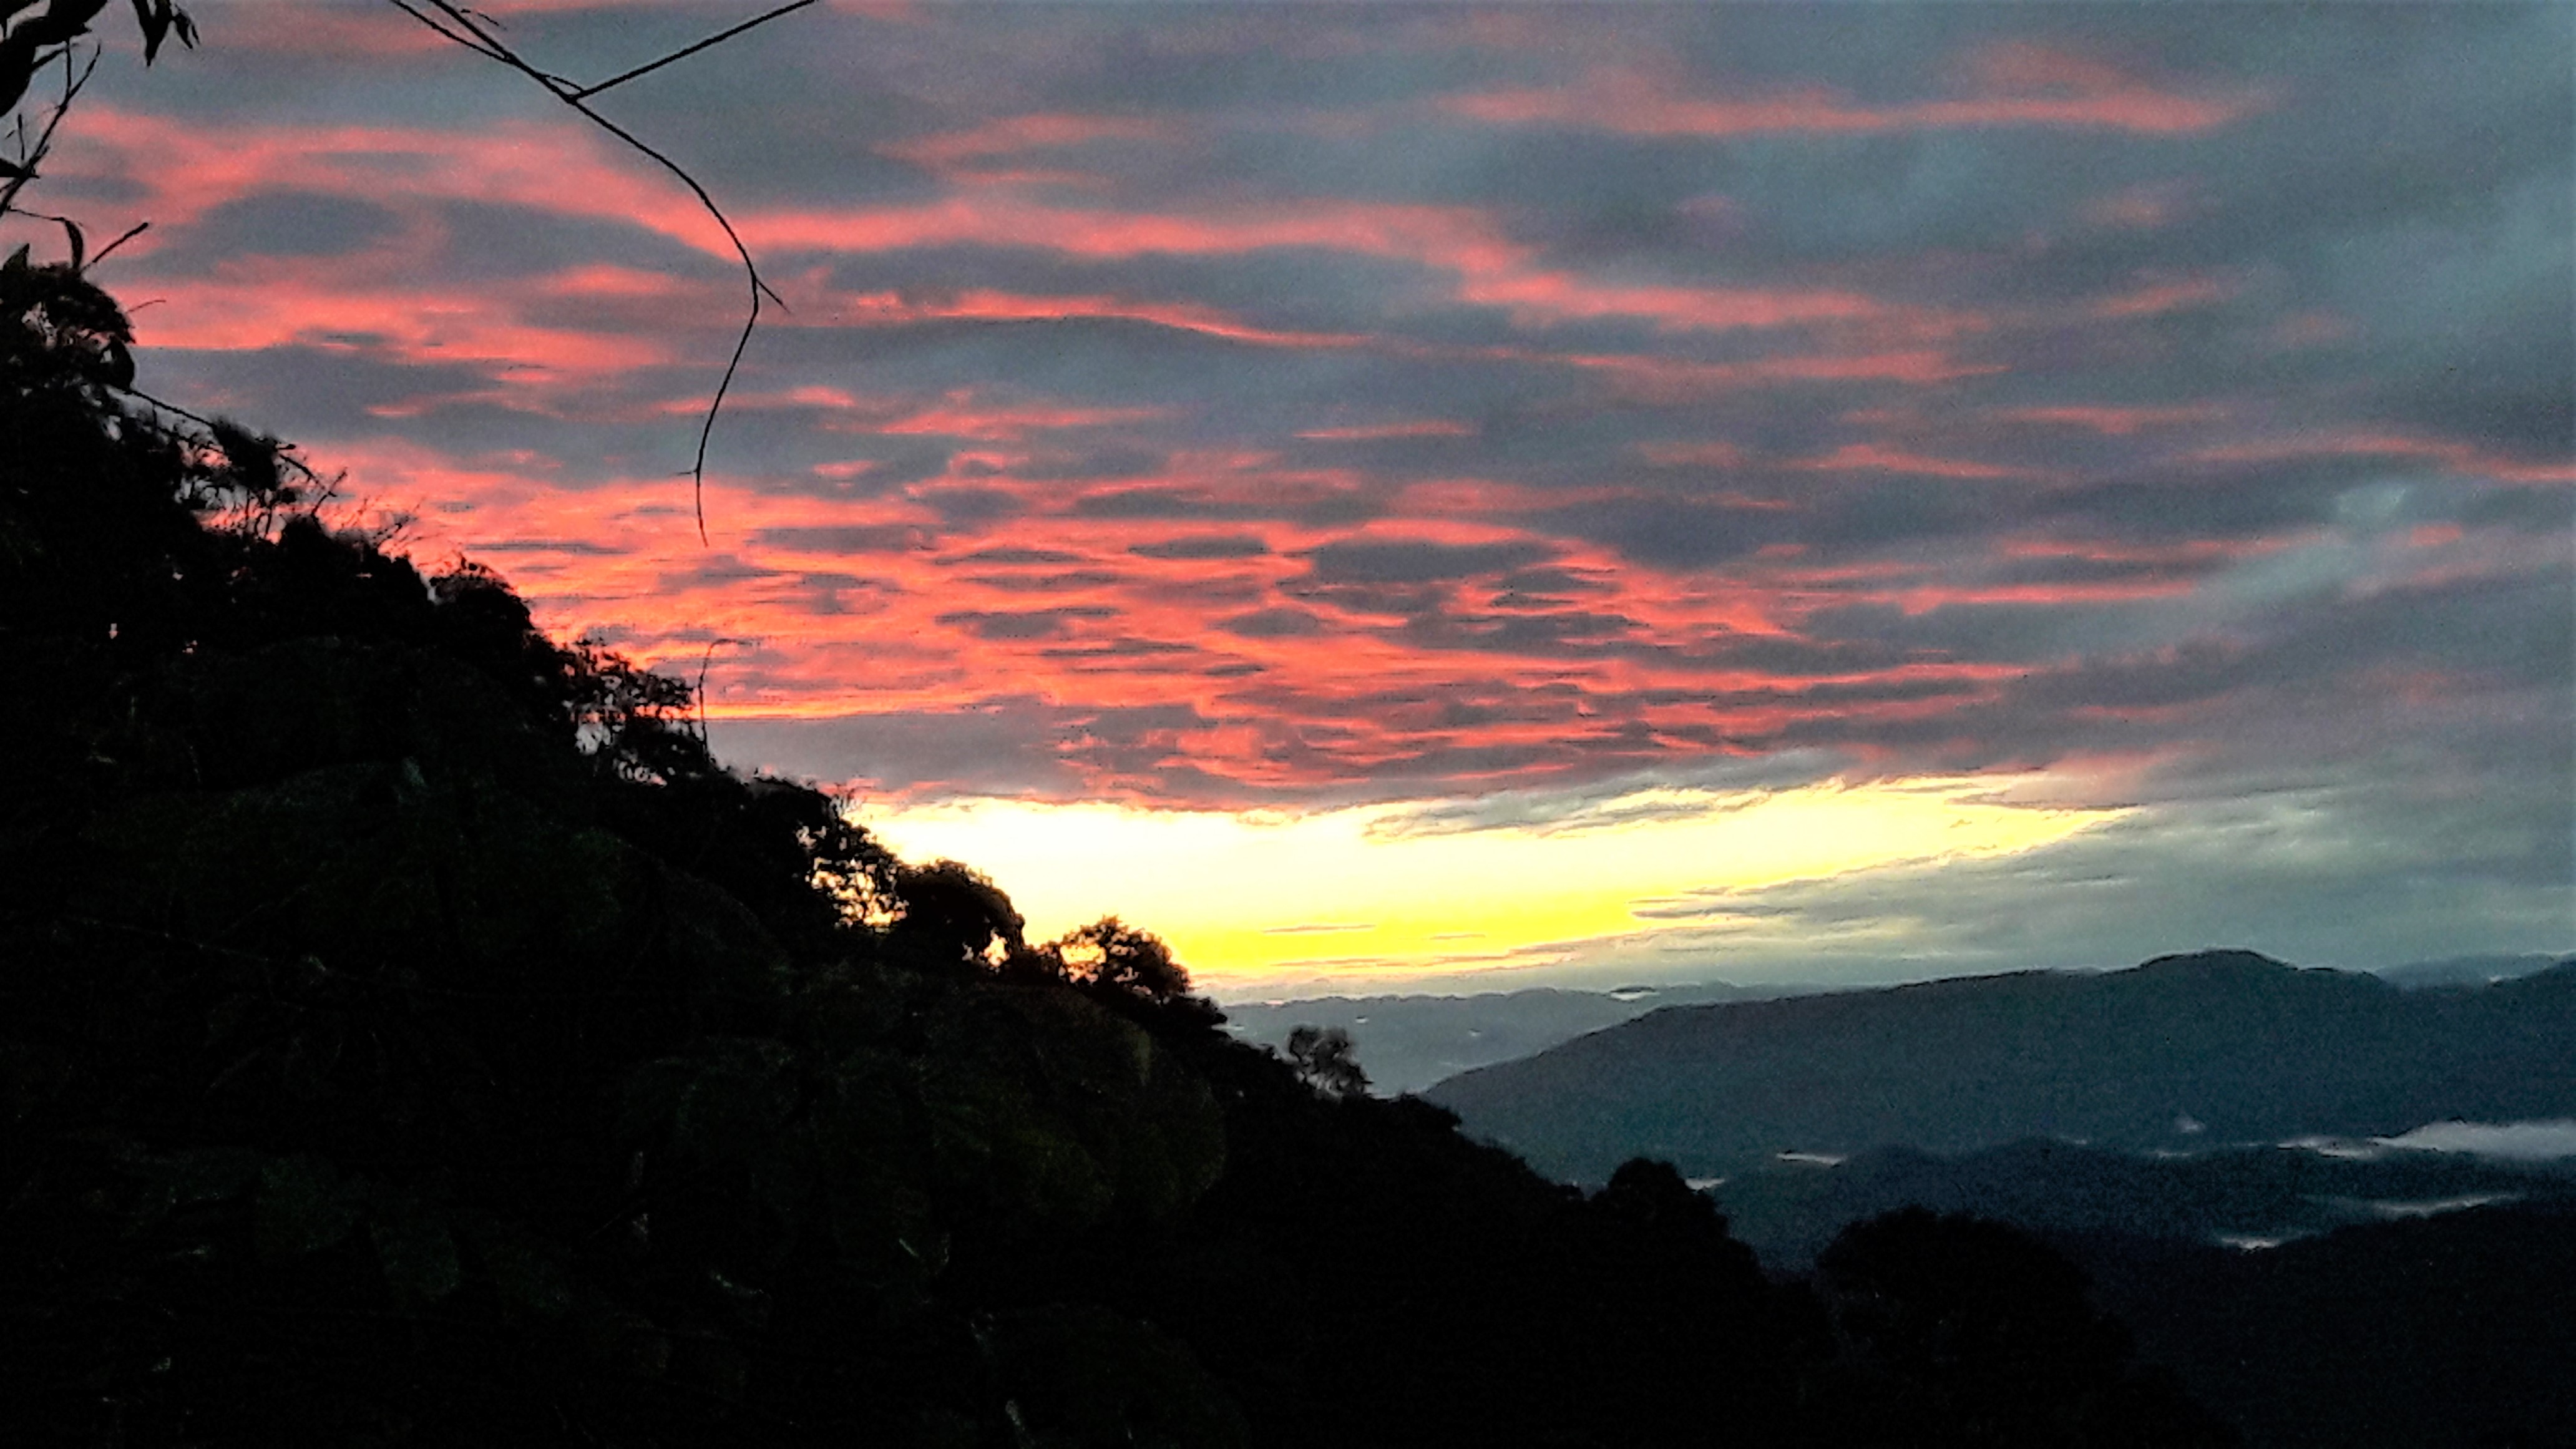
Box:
[11, 0, 2570, 997]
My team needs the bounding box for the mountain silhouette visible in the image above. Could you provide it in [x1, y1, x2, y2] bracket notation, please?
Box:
[1219, 981, 1758, 1095]
[1427, 950, 2576, 1182]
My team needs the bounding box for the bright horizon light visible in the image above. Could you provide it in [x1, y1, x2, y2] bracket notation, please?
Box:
[857, 774, 2125, 995]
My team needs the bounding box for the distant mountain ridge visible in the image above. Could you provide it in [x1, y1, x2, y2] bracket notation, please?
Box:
[2372, 951, 2572, 990]
[1219, 953, 2564, 1097]
[1217, 982, 1760, 1094]
[1425, 950, 2576, 1182]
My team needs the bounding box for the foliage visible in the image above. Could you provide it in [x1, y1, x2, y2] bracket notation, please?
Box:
[2, 0, 193, 218]
[1284, 1023, 1370, 1100]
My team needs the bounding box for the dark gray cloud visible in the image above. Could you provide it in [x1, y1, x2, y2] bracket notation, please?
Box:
[1219, 607, 1326, 639]
[160, 191, 398, 261]
[1300, 539, 1554, 585]
[711, 703, 1088, 799]
[935, 606, 1120, 641]
[1129, 534, 1271, 560]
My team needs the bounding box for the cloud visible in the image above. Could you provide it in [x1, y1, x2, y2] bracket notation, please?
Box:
[935, 606, 1118, 641]
[1299, 537, 1554, 585]
[1587, 774, 2574, 987]
[1129, 534, 1271, 560]
[1443, 56, 2259, 141]
[26, 0, 2564, 977]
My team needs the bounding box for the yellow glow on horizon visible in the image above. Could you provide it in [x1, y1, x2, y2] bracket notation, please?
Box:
[857, 775, 2124, 992]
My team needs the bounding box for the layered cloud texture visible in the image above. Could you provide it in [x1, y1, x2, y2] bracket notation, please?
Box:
[18, 1, 2568, 988]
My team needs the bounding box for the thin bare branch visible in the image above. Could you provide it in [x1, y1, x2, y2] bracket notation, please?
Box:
[116, 381, 335, 492]
[388, 0, 804, 545]
[691, 636, 743, 744]
[567, 0, 817, 100]
[378, 0, 509, 64]
[84, 215, 145, 267]
[0, 41, 97, 219]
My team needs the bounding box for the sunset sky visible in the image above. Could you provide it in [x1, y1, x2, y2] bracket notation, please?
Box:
[16, 1, 2570, 996]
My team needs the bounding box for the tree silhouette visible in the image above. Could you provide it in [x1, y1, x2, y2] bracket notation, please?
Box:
[887, 856, 1027, 968]
[1285, 1023, 1370, 1100]
[1810, 1207, 2238, 1448]
[1053, 915, 1191, 1002]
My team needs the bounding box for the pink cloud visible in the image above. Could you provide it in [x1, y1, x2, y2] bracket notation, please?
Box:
[130, 272, 675, 378]
[1989, 403, 2223, 435]
[329, 431, 2060, 798]
[1443, 52, 2260, 139]
[1458, 270, 1955, 336]
[876, 390, 1175, 442]
[62, 107, 735, 256]
[813, 285, 1372, 351]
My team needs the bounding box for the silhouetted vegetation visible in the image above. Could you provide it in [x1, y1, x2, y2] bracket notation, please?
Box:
[1805, 1209, 2235, 1449]
[1715, 1136, 2576, 1270]
[2, 247, 2248, 1443]
[1282, 1023, 1369, 1100]
[2079, 1201, 2576, 1449]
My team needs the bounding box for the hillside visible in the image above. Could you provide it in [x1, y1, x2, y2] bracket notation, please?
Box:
[1712, 1135, 2576, 1268]
[1, 251, 2240, 1445]
[1427, 950, 2576, 1182]
[2079, 1201, 2576, 1449]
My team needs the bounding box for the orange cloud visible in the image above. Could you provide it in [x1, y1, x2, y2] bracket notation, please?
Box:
[335, 430, 2091, 803]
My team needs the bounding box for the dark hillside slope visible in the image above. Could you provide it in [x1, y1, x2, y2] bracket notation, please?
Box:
[1714, 1136, 2576, 1268]
[0, 256, 2241, 1445]
[2076, 1201, 2576, 1449]
[1428, 951, 2576, 1182]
